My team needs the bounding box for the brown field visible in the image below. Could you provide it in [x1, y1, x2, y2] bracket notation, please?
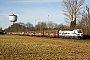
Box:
[0, 35, 90, 60]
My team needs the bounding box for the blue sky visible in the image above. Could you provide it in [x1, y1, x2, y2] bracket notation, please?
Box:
[0, 0, 90, 29]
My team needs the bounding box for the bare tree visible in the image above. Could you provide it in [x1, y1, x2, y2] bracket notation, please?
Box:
[0, 27, 2, 32]
[48, 21, 58, 29]
[40, 22, 47, 30]
[62, 0, 85, 29]
[35, 22, 47, 31]
[25, 22, 33, 31]
[78, 5, 90, 35]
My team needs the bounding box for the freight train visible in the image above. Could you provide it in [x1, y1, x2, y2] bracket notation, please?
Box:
[7, 29, 83, 39]
[34, 29, 83, 39]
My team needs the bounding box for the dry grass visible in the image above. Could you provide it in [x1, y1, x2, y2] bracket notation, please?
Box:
[0, 35, 90, 60]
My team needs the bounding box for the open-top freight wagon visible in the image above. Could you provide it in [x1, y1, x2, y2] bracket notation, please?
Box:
[44, 30, 59, 38]
[34, 30, 59, 38]
[35, 31, 44, 37]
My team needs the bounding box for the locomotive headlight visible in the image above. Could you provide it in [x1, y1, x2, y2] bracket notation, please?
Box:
[77, 34, 80, 36]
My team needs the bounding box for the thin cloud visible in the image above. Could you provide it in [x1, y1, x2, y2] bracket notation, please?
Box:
[7, 0, 61, 3]
[18, 0, 61, 3]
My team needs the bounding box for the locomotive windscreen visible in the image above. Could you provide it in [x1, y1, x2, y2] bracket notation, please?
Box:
[78, 29, 82, 33]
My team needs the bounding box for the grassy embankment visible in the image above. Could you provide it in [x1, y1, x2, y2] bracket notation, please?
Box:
[0, 35, 90, 60]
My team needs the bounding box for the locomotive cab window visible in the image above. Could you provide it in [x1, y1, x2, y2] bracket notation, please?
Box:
[78, 30, 82, 33]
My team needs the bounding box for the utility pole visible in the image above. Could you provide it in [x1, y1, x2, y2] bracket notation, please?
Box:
[40, 22, 41, 37]
[48, 15, 49, 30]
[35, 20, 36, 31]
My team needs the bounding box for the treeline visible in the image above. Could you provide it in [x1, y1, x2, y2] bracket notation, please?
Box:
[4, 21, 69, 32]
[4, 12, 90, 35]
